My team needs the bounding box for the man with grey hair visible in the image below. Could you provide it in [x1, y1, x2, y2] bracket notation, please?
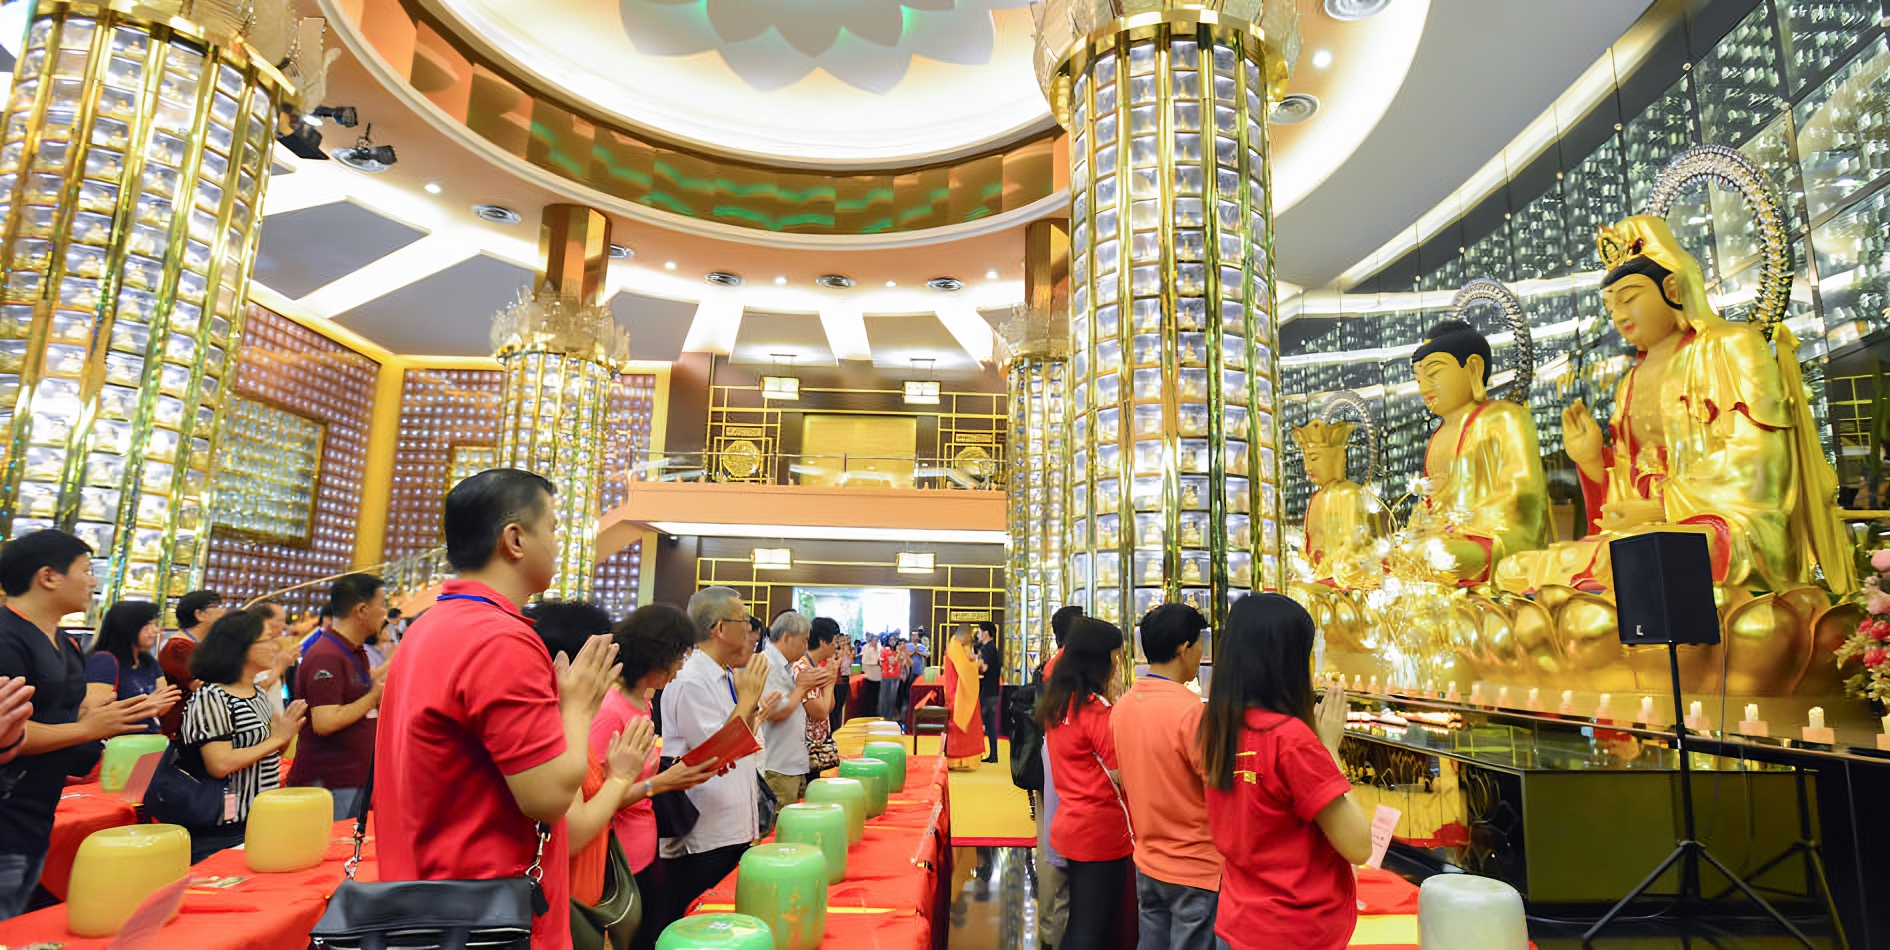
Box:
[663, 587, 774, 913]
[756, 609, 832, 824]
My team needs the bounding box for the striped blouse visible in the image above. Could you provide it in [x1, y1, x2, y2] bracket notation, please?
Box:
[180, 683, 279, 824]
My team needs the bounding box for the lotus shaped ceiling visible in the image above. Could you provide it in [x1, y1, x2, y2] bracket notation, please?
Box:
[434, 0, 1050, 165]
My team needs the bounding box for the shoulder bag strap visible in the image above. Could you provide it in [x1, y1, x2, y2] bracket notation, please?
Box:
[343, 753, 551, 899]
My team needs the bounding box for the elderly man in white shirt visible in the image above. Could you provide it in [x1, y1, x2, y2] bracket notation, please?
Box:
[756, 611, 833, 828]
[860, 634, 882, 721]
[661, 586, 773, 917]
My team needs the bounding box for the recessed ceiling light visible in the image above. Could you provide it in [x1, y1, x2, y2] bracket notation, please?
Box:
[927, 276, 965, 292]
[1311, 49, 1333, 69]
[774, 275, 787, 285]
[608, 244, 634, 260]
[1269, 93, 1321, 125]
[706, 271, 743, 287]
[886, 280, 897, 288]
[817, 274, 855, 289]
[473, 203, 522, 224]
[1323, 0, 1392, 19]
[664, 261, 677, 270]
[985, 268, 1000, 280]
[423, 180, 443, 194]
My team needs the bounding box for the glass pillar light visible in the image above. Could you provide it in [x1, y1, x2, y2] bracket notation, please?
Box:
[491, 285, 631, 601]
[1005, 356, 1067, 681]
[1039, 9, 1289, 635]
[0, 2, 287, 614]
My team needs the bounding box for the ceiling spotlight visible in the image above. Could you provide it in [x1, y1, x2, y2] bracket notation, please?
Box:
[985, 268, 1000, 280]
[423, 180, 443, 194]
[926, 276, 965, 292]
[1323, 0, 1392, 19]
[664, 261, 677, 270]
[312, 105, 359, 127]
[608, 243, 634, 260]
[274, 113, 326, 160]
[1269, 93, 1322, 125]
[774, 275, 787, 285]
[1311, 49, 1333, 69]
[706, 271, 743, 287]
[816, 274, 855, 289]
[885, 280, 897, 287]
[330, 123, 396, 172]
[473, 203, 522, 224]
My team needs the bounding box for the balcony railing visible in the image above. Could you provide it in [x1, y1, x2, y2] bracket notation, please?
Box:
[615, 449, 1008, 492]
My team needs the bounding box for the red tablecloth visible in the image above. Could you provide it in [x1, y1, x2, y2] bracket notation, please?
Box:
[1, 819, 378, 950]
[40, 782, 139, 900]
[689, 755, 951, 950]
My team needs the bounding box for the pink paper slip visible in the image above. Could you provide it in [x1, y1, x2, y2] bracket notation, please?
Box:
[1366, 804, 1401, 870]
[118, 751, 162, 805]
[106, 875, 189, 950]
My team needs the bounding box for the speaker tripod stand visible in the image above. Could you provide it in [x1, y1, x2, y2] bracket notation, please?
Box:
[1582, 641, 1815, 947]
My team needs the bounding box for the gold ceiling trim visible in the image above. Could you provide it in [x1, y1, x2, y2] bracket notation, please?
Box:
[316, 0, 1066, 239]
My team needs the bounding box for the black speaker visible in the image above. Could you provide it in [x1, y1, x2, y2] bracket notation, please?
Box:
[1610, 531, 1720, 646]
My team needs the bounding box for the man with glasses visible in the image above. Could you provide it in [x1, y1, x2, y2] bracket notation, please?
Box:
[663, 587, 774, 914]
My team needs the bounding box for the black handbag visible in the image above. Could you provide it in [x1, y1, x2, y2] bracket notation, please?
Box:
[570, 831, 640, 950]
[650, 756, 699, 839]
[755, 772, 780, 838]
[143, 740, 227, 828]
[309, 766, 551, 950]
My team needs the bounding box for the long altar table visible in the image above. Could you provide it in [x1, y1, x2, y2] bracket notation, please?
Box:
[688, 754, 952, 950]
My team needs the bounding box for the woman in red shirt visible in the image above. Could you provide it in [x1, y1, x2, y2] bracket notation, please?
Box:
[1038, 616, 1131, 950]
[1198, 594, 1372, 950]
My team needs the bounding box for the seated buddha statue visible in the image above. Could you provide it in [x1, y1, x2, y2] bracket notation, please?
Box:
[1292, 419, 1391, 588]
[1393, 320, 1552, 586]
[1499, 215, 1854, 595]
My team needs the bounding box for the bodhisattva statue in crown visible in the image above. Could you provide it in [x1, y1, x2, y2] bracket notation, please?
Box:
[1293, 419, 1392, 589]
[1391, 320, 1553, 587]
[1496, 216, 1855, 597]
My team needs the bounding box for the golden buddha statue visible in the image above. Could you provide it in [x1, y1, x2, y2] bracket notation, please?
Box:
[1292, 419, 1391, 588]
[1499, 215, 1855, 596]
[1396, 320, 1552, 585]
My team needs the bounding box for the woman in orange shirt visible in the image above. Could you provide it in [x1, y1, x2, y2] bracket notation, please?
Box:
[1198, 594, 1371, 950]
[1038, 616, 1131, 950]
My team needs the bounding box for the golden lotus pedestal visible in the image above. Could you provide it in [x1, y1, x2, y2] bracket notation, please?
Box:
[1301, 579, 1870, 731]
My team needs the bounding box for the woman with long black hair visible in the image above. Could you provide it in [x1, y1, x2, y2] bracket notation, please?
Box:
[1198, 593, 1370, 950]
[1037, 615, 1131, 950]
[85, 601, 165, 732]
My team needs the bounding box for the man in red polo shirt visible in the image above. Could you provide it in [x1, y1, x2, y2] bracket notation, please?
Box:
[374, 469, 618, 950]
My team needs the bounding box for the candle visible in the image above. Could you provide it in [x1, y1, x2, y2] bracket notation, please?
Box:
[1808, 707, 1825, 731]
[1447, 681, 1457, 696]
[1369, 675, 1380, 692]
[1597, 693, 1613, 717]
[1690, 701, 1703, 719]
[1528, 688, 1540, 706]
[1746, 703, 1760, 723]
[1497, 686, 1510, 706]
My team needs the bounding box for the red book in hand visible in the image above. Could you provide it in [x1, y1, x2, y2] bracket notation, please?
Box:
[680, 718, 761, 771]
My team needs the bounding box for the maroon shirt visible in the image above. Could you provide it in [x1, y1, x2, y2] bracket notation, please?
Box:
[287, 631, 376, 789]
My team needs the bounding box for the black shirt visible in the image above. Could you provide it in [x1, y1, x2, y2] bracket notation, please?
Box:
[0, 605, 100, 856]
[978, 640, 1001, 698]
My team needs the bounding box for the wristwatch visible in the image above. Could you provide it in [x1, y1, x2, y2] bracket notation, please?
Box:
[642, 780, 654, 799]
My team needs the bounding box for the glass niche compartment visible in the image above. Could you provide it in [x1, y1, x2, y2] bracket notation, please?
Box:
[1795, 36, 1890, 221]
[211, 396, 323, 544]
[0, 6, 284, 612]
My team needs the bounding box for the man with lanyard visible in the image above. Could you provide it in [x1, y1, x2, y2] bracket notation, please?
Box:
[288, 574, 389, 820]
[373, 469, 619, 950]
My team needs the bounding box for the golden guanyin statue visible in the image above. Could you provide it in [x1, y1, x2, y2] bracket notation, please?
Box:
[1292, 420, 1391, 588]
[1497, 216, 1855, 596]
[1394, 320, 1552, 585]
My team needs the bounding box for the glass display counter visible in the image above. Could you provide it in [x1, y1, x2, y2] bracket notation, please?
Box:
[1336, 692, 1810, 905]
